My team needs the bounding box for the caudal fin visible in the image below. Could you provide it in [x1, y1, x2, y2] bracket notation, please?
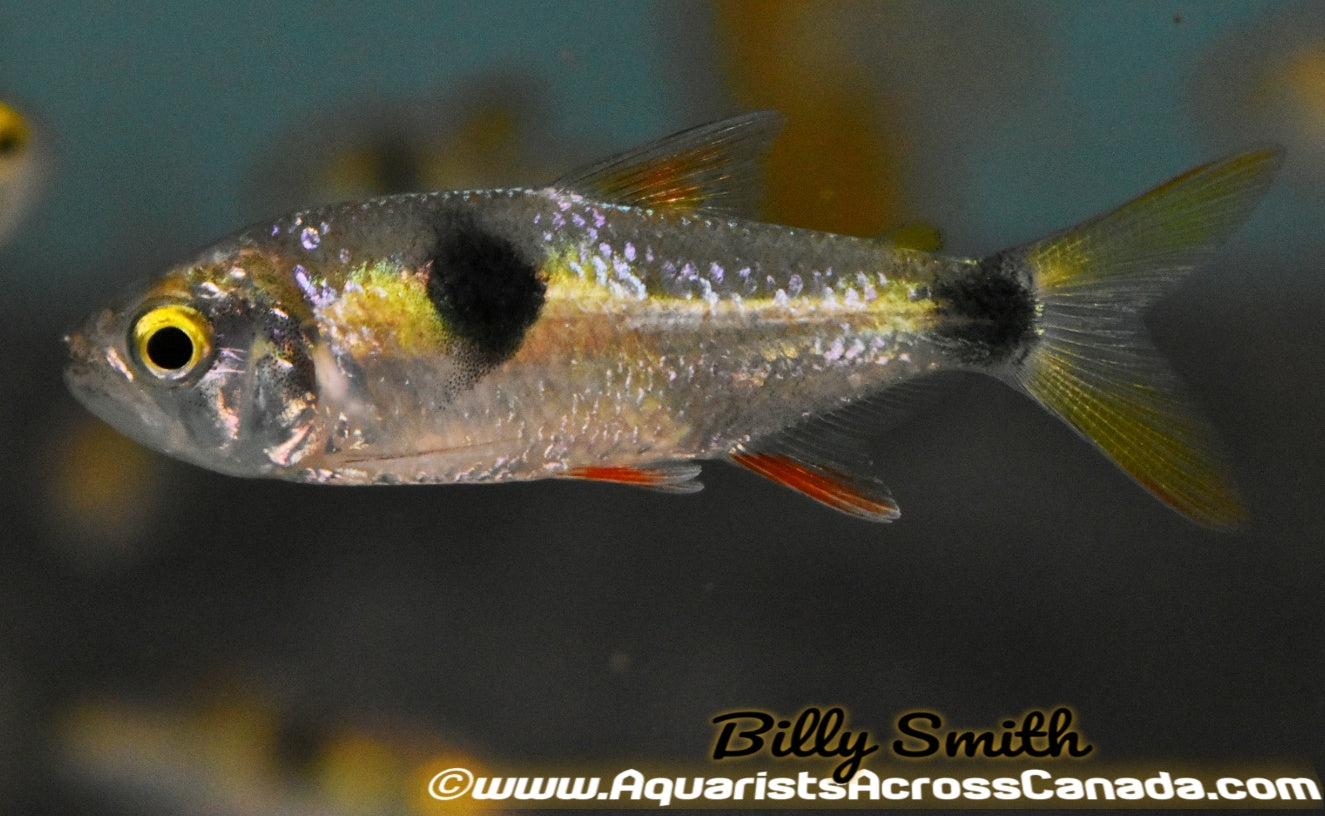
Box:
[1009, 148, 1282, 528]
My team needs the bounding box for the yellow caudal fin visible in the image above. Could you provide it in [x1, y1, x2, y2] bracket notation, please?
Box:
[1009, 148, 1283, 528]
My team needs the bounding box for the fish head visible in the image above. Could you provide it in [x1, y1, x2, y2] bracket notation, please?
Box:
[64, 249, 324, 478]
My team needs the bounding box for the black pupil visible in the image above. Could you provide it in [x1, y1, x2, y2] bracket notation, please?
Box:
[145, 326, 194, 370]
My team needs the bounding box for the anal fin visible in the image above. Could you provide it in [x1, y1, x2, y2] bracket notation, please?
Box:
[561, 461, 704, 494]
[729, 443, 899, 522]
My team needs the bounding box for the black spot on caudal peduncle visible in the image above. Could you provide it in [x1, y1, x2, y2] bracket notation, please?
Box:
[930, 251, 1038, 366]
[426, 210, 545, 362]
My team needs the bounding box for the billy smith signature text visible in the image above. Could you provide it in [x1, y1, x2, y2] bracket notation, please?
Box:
[711, 706, 1093, 782]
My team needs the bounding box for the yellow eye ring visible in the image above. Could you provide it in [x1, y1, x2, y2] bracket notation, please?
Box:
[130, 304, 213, 381]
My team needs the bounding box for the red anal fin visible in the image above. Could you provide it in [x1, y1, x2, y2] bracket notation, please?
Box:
[562, 462, 703, 494]
[730, 450, 900, 522]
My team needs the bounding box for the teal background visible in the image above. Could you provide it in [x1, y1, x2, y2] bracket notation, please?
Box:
[2, 1, 1317, 292]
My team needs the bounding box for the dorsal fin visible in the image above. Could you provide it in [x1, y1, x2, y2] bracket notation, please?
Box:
[880, 221, 945, 253]
[551, 111, 783, 217]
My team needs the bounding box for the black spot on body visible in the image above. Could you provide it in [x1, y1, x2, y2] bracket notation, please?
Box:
[426, 210, 545, 362]
[931, 251, 1038, 366]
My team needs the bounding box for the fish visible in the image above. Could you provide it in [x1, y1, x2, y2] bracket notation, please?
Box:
[0, 99, 46, 247]
[64, 112, 1281, 526]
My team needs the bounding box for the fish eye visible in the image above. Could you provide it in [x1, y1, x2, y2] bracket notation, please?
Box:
[130, 304, 213, 382]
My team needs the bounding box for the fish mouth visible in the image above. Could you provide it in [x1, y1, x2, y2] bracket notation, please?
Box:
[62, 327, 87, 359]
[62, 327, 100, 398]
[64, 322, 110, 389]
[61, 317, 163, 453]
[63, 306, 135, 381]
